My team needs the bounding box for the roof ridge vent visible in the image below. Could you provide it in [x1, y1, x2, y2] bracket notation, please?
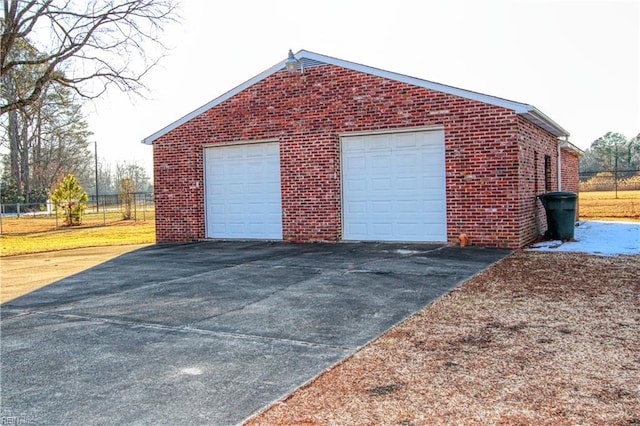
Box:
[281, 57, 326, 72]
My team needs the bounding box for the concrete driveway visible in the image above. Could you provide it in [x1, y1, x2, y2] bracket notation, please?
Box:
[1, 242, 509, 425]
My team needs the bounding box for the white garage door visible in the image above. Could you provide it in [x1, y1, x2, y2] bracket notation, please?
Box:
[342, 130, 446, 242]
[205, 143, 282, 239]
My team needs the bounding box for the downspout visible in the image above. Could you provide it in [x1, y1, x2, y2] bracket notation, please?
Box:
[557, 139, 562, 191]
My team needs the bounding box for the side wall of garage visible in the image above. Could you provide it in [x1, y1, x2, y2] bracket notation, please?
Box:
[561, 147, 581, 221]
[153, 64, 531, 247]
[516, 117, 561, 246]
[560, 149, 580, 194]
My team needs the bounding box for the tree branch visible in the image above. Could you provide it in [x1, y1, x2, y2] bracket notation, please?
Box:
[1, 0, 178, 115]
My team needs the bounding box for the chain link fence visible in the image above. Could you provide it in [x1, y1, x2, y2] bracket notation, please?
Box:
[579, 170, 640, 192]
[0, 192, 154, 235]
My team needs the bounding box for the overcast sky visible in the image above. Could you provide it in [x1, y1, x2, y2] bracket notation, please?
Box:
[85, 0, 639, 174]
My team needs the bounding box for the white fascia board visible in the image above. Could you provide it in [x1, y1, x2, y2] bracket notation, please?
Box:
[141, 60, 288, 145]
[559, 140, 584, 156]
[520, 106, 570, 137]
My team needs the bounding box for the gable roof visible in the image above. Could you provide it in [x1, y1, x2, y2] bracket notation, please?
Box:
[142, 50, 569, 144]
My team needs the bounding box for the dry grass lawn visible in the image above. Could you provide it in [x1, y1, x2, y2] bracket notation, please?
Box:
[579, 190, 640, 222]
[0, 212, 155, 256]
[247, 252, 640, 425]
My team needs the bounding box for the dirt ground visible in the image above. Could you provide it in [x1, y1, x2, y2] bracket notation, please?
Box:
[247, 251, 640, 425]
[0, 244, 151, 303]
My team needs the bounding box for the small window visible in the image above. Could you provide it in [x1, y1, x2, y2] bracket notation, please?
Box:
[544, 155, 552, 192]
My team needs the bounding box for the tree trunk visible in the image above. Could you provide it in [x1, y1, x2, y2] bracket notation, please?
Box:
[20, 111, 30, 202]
[8, 108, 21, 191]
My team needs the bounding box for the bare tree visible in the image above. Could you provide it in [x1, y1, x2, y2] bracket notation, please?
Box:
[1, 0, 177, 115]
[115, 160, 150, 192]
[1, 44, 96, 200]
[119, 176, 135, 219]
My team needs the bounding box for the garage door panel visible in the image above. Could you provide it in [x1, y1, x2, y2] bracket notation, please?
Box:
[210, 203, 225, 215]
[371, 223, 393, 235]
[371, 154, 391, 169]
[248, 222, 269, 233]
[395, 139, 418, 149]
[345, 178, 367, 192]
[346, 201, 367, 213]
[366, 136, 391, 150]
[342, 130, 446, 242]
[395, 177, 419, 190]
[396, 200, 419, 212]
[205, 143, 282, 239]
[210, 186, 225, 196]
[396, 153, 418, 168]
[371, 177, 391, 190]
[227, 223, 245, 235]
[345, 155, 366, 169]
[421, 159, 444, 169]
[395, 223, 420, 235]
[228, 182, 245, 193]
[245, 183, 263, 195]
[345, 223, 367, 235]
[371, 200, 393, 213]
[228, 203, 246, 214]
[422, 210, 446, 221]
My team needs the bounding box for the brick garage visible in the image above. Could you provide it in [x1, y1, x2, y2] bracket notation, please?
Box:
[144, 50, 581, 249]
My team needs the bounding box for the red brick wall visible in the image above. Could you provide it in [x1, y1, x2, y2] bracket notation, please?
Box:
[444, 108, 520, 248]
[561, 148, 581, 219]
[561, 149, 580, 193]
[516, 117, 561, 245]
[154, 135, 205, 243]
[153, 64, 561, 248]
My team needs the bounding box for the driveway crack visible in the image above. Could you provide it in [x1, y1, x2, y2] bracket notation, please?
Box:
[30, 310, 355, 351]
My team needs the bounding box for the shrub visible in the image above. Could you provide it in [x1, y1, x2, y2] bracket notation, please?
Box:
[580, 172, 640, 192]
[119, 177, 135, 220]
[51, 174, 89, 226]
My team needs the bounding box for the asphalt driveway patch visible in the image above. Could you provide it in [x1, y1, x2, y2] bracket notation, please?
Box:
[1, 242, 509, 425]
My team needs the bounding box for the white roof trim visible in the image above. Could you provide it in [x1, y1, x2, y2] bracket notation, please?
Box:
[559, 140, 584, 156]
[142, 60, 287, 144]
[519, 106, 570, 138]
[142, 50, 569, 144]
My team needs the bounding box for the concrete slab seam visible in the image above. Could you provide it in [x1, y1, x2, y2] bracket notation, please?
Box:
[0, 309, 35, 319]
[28, 310, 358, 351]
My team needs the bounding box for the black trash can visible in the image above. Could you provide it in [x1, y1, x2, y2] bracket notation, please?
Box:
[537, 192, 578, 240]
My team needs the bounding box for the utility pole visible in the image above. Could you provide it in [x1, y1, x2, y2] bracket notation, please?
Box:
[94, 141, 99, 212]
[614, 143, 618, 200]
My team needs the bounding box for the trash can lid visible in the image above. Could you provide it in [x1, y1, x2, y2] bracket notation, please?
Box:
[538, 191, 577, 199]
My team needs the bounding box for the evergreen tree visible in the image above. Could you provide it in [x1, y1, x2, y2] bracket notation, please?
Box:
[51, 174, 89, 226]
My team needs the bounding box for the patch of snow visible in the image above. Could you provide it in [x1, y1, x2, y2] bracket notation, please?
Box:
[395, 249, 421, 255]
[181, 367, 203, 375]
[528, 221, 639, 256]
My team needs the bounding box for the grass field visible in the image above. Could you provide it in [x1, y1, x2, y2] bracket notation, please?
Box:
[579, 190, 640, 222]
[1, 211, 155, 257]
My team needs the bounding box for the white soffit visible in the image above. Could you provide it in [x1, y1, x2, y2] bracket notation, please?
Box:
[560, 140, 585, 156]
[142, 50, 569, 144]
